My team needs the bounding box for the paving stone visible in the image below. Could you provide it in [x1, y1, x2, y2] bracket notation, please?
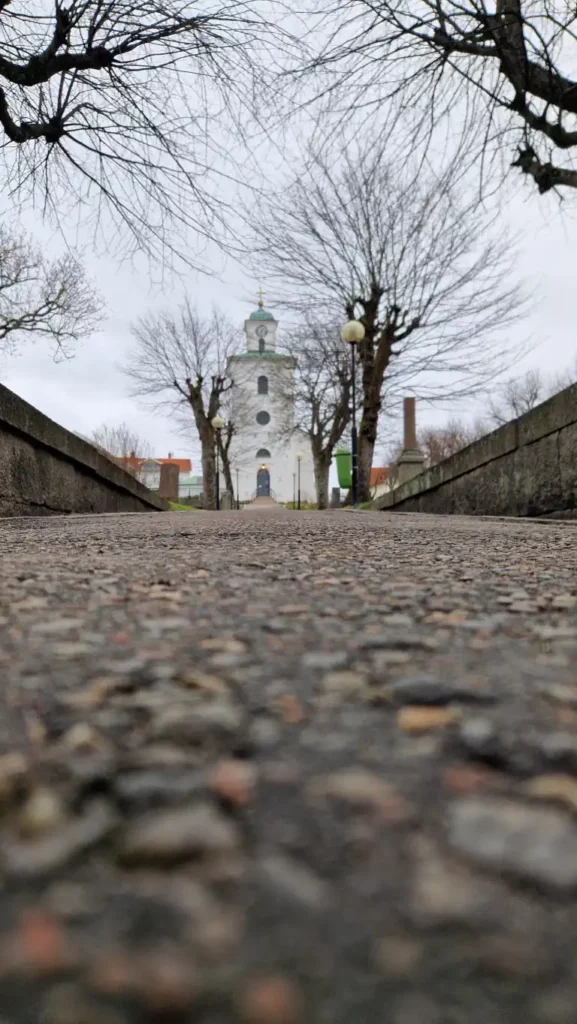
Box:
[17, 787, 66, 837]
[457, 716, 501, 761]
[389, 676, 495, 706]
[4, 507, 577, 1023]
[537, 732, 577, 771]
[1, 800, 118, 877]
[409, 836, 524, 929]
[398, 706, 461, 732]
[301, 651, 349, 670]
[236, 976, 304, 1024]
[525, 774, 577, 813]
[150, 703, 243, 747]
[258, 853, 329, 908]
[119, 803, 241, 865]
[307, 768, 403, 812]
[448, 796, 577, 889]
[114, 769, 207, 810]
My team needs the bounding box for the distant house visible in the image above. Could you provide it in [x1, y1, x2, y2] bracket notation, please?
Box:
[370, 466, 391, 499]
[118, 452, 197, 498]
[178, 474, 204, 499]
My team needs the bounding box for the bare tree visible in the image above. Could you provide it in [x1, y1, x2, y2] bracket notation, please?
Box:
[0, 1, 296, 264]
[89, 422, 153, 477]
[0, 226, 102, 361]
[278, 324, 350, 508]
[489, 369, 545, 424]
[251, 142, 527, 502]
[420, 419, 489, 465]
[311, 0, 577, 198]
[489, 363, 577, 423]
[126, 303, 241, 509]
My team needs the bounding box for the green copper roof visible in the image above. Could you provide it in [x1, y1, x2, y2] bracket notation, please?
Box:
[249, 308, 274, 321]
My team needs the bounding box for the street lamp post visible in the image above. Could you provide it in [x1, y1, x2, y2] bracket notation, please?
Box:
[292, 472, 296, 509]
[341, 320, 365, 507]
[211, 415, 224, 510]
[296, 453, 303, 510]
[235, 467, 240, 510]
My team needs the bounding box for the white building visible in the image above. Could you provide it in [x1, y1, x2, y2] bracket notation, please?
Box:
[227, 299, 315, 504]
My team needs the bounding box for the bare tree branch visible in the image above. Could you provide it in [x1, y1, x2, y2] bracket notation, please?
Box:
[125, 301, 242, 508]
[88, 421, 153, 479]
[308, 0, 577, 197]
[488, 363, 577, 422]
[0, 1, 301, 264]
[248, 140, 528, 501]
[0, 224, 102, 361]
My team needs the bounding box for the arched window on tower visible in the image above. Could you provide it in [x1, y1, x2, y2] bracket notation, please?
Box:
[258, 375, 268, 395]
[256, 448, 271, 458]
[259, 338, 265, 354]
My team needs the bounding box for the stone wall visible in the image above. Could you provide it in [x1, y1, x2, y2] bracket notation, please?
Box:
[375, 383, 577, 518]
[0, 383, 168, 517]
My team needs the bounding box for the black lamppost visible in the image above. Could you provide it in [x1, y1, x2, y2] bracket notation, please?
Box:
[292, 472, 296, 509]
[235, 466, 240, 510]
[296, 453, 302, 510]
[211, 414, 224, 510]
[341, 320, 365, 507]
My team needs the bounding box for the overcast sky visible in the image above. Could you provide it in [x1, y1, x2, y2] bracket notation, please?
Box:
[2, 182, 573, 474]
[1, 8, 576, 476]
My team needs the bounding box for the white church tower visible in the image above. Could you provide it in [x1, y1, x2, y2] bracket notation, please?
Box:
[227, 294, 315, 504]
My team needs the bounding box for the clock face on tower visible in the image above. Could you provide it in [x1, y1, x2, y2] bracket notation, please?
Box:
[256, 326, 268, 339]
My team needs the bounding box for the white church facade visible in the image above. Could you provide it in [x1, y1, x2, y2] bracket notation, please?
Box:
[227, 299, 315, 504]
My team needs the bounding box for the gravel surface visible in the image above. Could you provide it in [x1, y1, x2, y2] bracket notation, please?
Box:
[1, 506, 577, 1023]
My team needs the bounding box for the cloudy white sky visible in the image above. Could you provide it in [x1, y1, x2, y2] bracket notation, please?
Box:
[0, 0, 576, 475]
[2, 180, 573, 475]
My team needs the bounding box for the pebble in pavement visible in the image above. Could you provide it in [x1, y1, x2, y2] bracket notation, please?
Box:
[1, 508, 577, 1022]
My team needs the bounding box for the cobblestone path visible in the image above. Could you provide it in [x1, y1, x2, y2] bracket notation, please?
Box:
[1, 508, 577, 1023]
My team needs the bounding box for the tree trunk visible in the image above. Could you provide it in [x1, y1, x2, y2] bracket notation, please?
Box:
[357, 342, 381, 504]
[185, 386, 222, 511]
[313, 454, 331, 509]
[221, 453, 234, 502]
[357, 429, 377, 504]
[219, 423, 235, 503]
[356, 320, 393, 504]
[201, 437, 216, 510]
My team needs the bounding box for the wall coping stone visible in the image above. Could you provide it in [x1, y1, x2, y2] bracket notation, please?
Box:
[0, 382, 168, 512]
[375, 383, 577, 511]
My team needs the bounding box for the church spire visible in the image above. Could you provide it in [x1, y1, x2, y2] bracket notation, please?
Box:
[245, 291, 278, 352]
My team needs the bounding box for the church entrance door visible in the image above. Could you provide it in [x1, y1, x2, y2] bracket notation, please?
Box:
[256, 467, 271, 498]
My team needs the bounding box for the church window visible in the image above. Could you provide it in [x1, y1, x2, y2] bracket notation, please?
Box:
[258, 375, 268, 395]
[259, 338, 265, 354]
[256, 448, 271, 458]
[256, 411, 270, 425]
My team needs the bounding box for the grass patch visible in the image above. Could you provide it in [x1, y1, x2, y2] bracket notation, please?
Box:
[169, 502, 198, 512]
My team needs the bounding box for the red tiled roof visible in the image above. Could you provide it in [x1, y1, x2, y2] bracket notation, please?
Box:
[157, 458, 191, 473]
[117, 456, 141, 472]
[118, 457, 192, 473]
[370, 466, 389, 487]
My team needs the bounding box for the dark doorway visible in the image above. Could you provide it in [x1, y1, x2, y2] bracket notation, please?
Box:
[256, 467, 270, 497]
